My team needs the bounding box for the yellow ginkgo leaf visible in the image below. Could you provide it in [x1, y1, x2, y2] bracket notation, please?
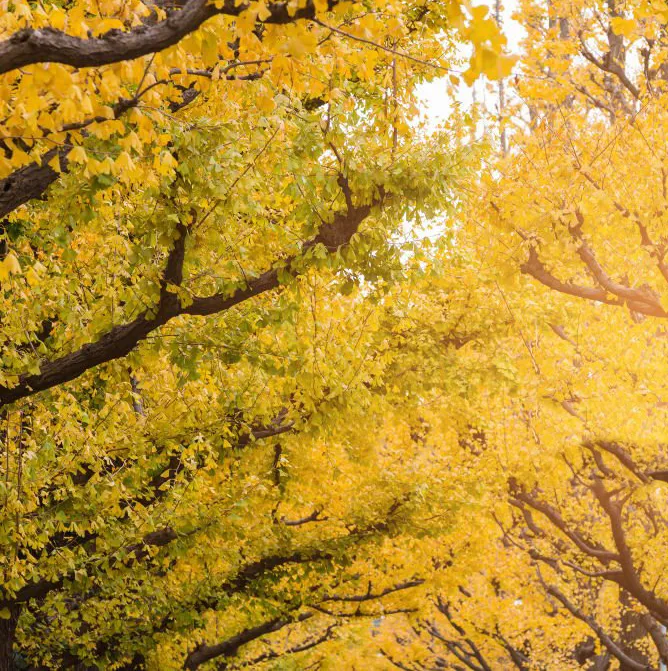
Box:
[610, 17, 636, 38]
[26, 266, 41, 287]
[0, 252, 21, 282]
[48, 153, 62, 173]
[256, 93, 276, 114]
[67, 146, 87, 164]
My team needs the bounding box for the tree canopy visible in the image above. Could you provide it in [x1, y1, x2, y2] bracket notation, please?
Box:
[1, 0, 668, 670]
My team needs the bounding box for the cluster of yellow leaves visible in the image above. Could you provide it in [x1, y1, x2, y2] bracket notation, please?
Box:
[0, 2, 514, 666]
[0, 0, 511, 194]
[15, 0, 668, 667]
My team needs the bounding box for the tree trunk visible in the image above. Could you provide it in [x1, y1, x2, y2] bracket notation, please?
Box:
[619, 591, 651, 671]
[0, 604, 20, 671]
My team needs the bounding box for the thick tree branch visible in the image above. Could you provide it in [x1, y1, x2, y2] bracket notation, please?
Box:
[17, 498, 409, 668]
[510, 485, 618, 563]
[183, 612, 314, 669]
[0, 198, 375, 408]
[1, 525, 177, 607]
[578, 33, 640, 99]
[522, 241, 667, 318]
[1, 417, 294, 608]
[521, 245, 622, 307]
[0, 146, 65, 222]
[186, 575, 416, 670]
[590, 478, 668, 623]
[641, 613, 668, 665]
[0, 89, 151, 221]
[584, 440, 651, 483]
[569, 212, 667, 317]
[230, 623, 336, 669]
[0, 58, 266, 221]
[545, 583, 653, 671]
[0, 0, 336, 76]
[576, 165, 668, 288]
[57, 549, 333, 668]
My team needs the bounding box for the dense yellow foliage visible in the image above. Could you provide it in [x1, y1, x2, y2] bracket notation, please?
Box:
[1, 0, 667, 670]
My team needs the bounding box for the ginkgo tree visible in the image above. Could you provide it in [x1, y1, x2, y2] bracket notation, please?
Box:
[0, 0, 516, 669]
[11, 0, 668, 668]
[356, 220, 668, 670]
[0, 0, 513, 228]
[345, 1, 668, 668]
[436, 0, 668, 668]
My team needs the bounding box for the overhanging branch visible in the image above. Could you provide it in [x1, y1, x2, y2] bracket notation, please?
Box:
[0, 197, 376, 408]
[0, 0, 337, 76]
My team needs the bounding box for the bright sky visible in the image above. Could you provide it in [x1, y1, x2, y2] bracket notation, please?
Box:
[418, 0, 524, 127]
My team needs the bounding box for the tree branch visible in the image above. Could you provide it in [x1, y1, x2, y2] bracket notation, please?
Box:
[183, 612, 314, 669]
[1, 524, 177, 607]
[641, 613, 668, 665]
[0, 0, 336, 76]
[281, 509, 328, 526]
[521, 245, 623, 307]
[578, 32, 640, 99]
[510, 485, 618, 563]
[590, 478, 668, 623]
[584, 440, 650, 483]
[0, 58, 266, 221]
[230, 623, 337, 669]
[545, 583, 653, 671]
[0, 198, 375, 408]
[569, 212, 667, 317]
[320, 579, 424, 603]
[1, 417, 294, 607]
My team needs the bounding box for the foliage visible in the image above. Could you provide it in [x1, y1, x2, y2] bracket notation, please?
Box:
[3, 0, 668, 669]
[0, 0, 511, 669]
